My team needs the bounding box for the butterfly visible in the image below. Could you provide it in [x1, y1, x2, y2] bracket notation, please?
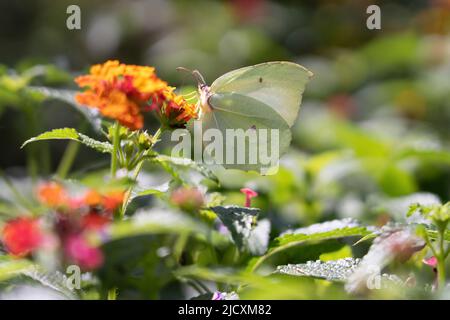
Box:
[179, 61, 312, 174]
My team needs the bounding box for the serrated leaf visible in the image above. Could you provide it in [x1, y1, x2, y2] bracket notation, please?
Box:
[22, 128, 112, 154]
[276, 257, 361, 282]
[0, 256, 76, 299]
[22, 267, 77, 300]
[249, 224, 371, 272]
[281, 218, 365, 236]
[78, 133, 113, 153]
[22, 128, 79, 146]
[210, 205, 260, 252]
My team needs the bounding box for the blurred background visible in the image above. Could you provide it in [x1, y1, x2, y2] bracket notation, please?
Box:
[0, 0, 449, 229]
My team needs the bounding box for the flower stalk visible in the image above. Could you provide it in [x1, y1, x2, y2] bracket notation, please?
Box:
[110, 121, 121, 179]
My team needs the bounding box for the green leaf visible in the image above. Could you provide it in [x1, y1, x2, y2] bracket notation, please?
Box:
[0, 256, 34, 282]
[378, 164, 417, 196]
[22, 267, 77, 300]
[210, 205, 261, 253]
[22, 128, 112, 154]
[276, 257, 361, 282]
[248, 225, 371, 272]
[22, 127, 79, 144]
[108, 208, 209, 240]
[426, 229, 450, 242]
[78, 133, 113, 153]
[134, 188, 165, 198]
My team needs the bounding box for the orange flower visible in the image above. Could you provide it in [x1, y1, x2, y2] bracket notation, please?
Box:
[83, 190, 103, 207]
[103, 190, 125, 212]
[75, 60, 198, 130]
[37, 182, 68, 207]
[157, 87, 198, 128]
[75, 60, 167, 130]
[83, 189, 124, 212]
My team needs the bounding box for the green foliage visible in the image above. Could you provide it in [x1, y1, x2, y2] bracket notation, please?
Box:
[1, 0, 450, 300]
[248, 224, 372, 272]
[0, 255, 34, 282]
[408, 202, 450, 225]
[210, 206, 270, 255]
[21, 128, 113, 153]
[276, 257, 361, 282]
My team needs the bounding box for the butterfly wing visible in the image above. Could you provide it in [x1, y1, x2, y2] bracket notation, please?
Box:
[210, 61, 313, 127]
[202, 92, 291, 172]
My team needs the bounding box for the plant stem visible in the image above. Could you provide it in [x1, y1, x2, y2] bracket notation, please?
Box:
[56, 140, 80, 179]
[437, 255, 446, 289]
[110, 122, 121, 179]
[107, 288, 117, 300]
[23, 106, 39, 179]
[194, 279, 211, 294]
[174, 233, 189, 263]
[187, 280, 205, 295]
[423, 231, 438, 258]
[119, 127, 162, 218]
[436, 232, 447, 288]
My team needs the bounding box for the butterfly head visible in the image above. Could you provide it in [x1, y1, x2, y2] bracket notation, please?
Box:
[176, 67, 212, 116]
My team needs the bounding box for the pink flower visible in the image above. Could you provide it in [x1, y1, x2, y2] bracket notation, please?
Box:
[423, 256, 438, 268]
[64, 235, 104, 271]
[240, 188, 258, 207]
[423, 256, 438, 290]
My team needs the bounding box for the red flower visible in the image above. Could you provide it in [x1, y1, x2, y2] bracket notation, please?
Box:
[81, 213, 111, 230]
[240, 188, 258, 207]
[1, 217, 43, 256]
[64, 235, 104, 270]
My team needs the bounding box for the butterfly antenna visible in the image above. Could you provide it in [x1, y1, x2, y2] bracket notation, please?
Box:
[176, 67, 206, 87]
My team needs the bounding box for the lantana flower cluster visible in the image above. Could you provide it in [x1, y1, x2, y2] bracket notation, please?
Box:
[75, 60, 198, 130]
[1, 182, 125, 270]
